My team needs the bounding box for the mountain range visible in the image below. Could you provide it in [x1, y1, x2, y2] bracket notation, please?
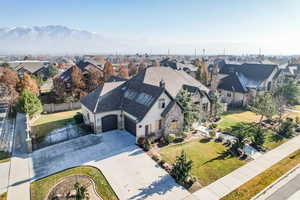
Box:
[0, 25, 98, 40]
[0, 25, 122, 54]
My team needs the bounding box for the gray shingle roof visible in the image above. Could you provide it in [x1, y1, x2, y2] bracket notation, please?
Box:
[132, 66, 209, 97]
[81, 66, 209, 121]
[218, 73, 248, 93]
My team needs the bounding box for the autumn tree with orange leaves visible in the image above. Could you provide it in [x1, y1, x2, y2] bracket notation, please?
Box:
[0, 67, 20, 103]
[86, 68, 104, 92]
[103, 61, 115, 80]
[19, 73, 39, 95]
[119, 65, 129, 79]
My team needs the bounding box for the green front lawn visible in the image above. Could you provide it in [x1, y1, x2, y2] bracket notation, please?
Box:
[159, 139, 246, 186]
[30, 166, 118, 200]
[218, 109, 260, 130]
[31, 109, 80, 139]
[221, 149, 300, 200]
[262, 130, 287, 150]
[294, 105, 300, 111]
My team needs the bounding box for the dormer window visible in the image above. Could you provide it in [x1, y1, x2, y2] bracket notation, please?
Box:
[159, 99, 166, 109]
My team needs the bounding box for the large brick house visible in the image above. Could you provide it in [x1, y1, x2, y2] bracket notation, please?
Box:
[80, 66, 210, 141]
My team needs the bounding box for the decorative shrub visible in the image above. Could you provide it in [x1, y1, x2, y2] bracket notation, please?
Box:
[296, 116, 300, 125]
[79, 124, 92, 132]
[137, 137, 146, 147]
[173, 137, 184, 143]
[151, 154, 160, 162]
[209, 123, 218, 129]
[159, 159, 166, 166]
[73, 112, 84, 124]
[182, 132, 188, 138]
[143, 139, 151, 151]
[215, 136, 224, 143]
[209, 130, 216, 138]
[165, 134, 176, 144]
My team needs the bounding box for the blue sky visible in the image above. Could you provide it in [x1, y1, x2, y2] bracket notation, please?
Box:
[1, 0, 300, 54]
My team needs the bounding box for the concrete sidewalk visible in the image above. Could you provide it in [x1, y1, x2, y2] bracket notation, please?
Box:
[7, 113, 30, 200]
[193, 134, 300, 200]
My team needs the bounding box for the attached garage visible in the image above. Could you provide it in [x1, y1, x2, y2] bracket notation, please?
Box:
[102, 115, 118, 132]
[124, 116, 136, 136]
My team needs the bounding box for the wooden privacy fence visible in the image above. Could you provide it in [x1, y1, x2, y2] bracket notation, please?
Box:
[43, 102, 81, 113]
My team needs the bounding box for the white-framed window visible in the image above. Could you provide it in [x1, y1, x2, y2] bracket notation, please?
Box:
[227, 92, 232, 97]
[159, 99, 166, 109]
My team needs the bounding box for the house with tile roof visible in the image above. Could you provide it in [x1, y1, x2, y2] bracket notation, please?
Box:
[216, 62, 283, 106]
[80, 66, 210, 141]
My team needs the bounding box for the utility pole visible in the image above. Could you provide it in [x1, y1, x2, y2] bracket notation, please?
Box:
[203, 48, 205, 56]
[194, 48, 197, 57]
[259, 48, 261, 55]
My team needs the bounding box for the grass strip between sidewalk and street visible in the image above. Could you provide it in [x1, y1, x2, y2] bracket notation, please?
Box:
[221, 149, 300, 200]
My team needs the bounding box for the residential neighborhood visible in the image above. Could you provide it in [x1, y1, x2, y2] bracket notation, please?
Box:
[1, 1, 300, 200]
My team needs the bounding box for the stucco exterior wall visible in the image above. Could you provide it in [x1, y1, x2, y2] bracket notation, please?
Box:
[136, 92, 172, 139]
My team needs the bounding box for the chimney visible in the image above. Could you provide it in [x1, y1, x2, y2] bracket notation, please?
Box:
[159, 79, 165, 88]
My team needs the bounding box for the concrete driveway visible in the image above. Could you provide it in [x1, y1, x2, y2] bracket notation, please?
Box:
[30, 130, 191, 200]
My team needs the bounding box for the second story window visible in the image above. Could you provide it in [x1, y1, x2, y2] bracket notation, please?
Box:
[159, 99, 166, 109]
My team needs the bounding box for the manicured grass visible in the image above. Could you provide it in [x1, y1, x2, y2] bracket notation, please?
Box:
[218, 109, 260, 130]
[0, 192, 6, 200]
[0, 151, 10, 164]
[294, 105, 300, 111]
[262, 130, 287, 150]
[30, 166, 118, 200]
[284, 111, 300, 120]
[221, 149, 300, 200]
[159, 139, 246, 186]
[31, 109, 80, 139]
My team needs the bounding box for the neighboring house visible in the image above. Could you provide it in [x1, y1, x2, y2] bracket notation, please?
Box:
[216, 62, 283, 106]
[160, 58, 198, 78]
[56, 59, 105, 92]
[8, 60, 49, 77]
[283, 63, 300, 82]
[80, 67, 210, 141]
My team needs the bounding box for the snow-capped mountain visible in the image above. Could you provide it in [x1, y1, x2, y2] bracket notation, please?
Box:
[0, 25, 123, 54]
[0, 25, 98, 40]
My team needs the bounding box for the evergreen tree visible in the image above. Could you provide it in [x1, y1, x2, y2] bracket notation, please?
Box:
[275, 78, 300, 105]
[170, 151, 193, 185]
[278, 119, 294, 138]
[176, 89, 198, 131]
[250, 93, 277, 123]
[17, 90, 42, 118]
[46, 65, 59, 78]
